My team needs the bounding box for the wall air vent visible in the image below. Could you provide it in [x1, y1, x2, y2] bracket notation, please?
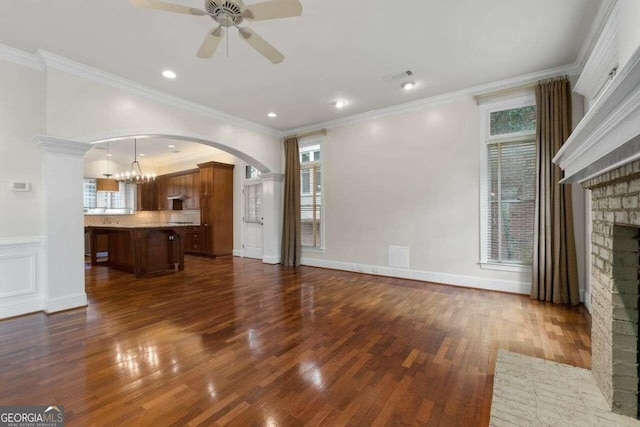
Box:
[383, 69, 415, 86]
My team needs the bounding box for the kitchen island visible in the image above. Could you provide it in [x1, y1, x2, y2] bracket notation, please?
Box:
[87, 224, 188, 277]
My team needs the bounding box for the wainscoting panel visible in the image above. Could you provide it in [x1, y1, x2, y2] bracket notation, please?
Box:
[0, 237, 45, 319]
[0, 253, 36, 298]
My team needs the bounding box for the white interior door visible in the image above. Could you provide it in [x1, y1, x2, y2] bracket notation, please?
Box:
[243, 182, 263, 259]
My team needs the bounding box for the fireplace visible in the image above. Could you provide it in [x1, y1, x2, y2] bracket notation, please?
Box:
[584, 162, 640, 418]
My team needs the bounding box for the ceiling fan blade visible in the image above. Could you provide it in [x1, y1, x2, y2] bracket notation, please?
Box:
[241, 0, 302, 21]
[129, 0, 207, 16]
[197, 27, 225, 58]
[238, 27, 285, 64]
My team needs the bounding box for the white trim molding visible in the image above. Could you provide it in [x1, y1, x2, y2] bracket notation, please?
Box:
[573, 0, 619, 75]
[45, 293, 87, 314]
[33, 135, 93, 157]
[284, 63, 578, 135]
[0, 43, 43, 71]
[0, 237, 46, 319]
[574, 1, 619, 103]
[301, 257, 531, 295]
[554, 44, 640, 183]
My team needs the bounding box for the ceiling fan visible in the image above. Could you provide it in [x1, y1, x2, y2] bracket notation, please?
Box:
[130, 0, 302, 64]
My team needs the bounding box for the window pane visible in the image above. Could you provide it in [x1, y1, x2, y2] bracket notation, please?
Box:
[300, 143, 322, 248]
[500, 201, 534, 264]
[500, 141, 536, 202]
[490, 106, 536, 135]
[486, 145, 499, 262]
[246, 165, 260, 179]
[302, 170, 311, 193]
[485, 140, 536, 265]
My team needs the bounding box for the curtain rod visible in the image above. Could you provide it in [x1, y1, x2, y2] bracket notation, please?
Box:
[284, 128, 327, 140]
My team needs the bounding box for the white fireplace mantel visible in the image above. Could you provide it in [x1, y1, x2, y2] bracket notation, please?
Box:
[554, 45, 640, 183]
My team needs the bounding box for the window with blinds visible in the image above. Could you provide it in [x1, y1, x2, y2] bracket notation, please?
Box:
[83, 178, 132, 214]
[244, 182, 263, 224]
[482, 103, 536, 266]
[300, 142, 322, 249]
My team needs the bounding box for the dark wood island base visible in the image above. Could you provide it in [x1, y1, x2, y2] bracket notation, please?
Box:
[88, 225, 186, 277]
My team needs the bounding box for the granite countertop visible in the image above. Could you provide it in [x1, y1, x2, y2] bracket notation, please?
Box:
[87, 223, 199, 229]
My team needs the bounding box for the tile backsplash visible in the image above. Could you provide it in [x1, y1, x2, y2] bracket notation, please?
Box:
[84, 210, 201, 226]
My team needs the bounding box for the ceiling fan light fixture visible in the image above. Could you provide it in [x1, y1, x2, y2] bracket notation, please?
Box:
[402, 81, 416, 91]
[162, 69, 177, 79]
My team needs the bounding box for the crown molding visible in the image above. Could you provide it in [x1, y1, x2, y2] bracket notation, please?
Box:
[0, 43, 42, 71]
[574, 2, 619, 102]
[36, 50, 281, 138]
[573, 0, 619, 74]
[555, 44, 640, 183]
[284, 63, 578, 135]
[33, 135, 93, 157]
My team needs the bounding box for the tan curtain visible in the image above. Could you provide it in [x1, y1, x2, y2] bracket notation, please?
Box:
[532, 77, 579, 305]
[282, 137, 302, 266]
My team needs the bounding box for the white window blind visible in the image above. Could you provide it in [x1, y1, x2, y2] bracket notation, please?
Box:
[482, 102, 536, 267]
[300, 142, 322, 249]
[486, 140, 536, 264]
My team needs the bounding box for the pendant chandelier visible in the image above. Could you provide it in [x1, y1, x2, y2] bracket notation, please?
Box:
[96, 141, 119, 192]
[115, 139, 156, 184]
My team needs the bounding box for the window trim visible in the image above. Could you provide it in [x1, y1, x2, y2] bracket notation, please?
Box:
[299, 136, 325, 252]
[479, 94, 536, 266]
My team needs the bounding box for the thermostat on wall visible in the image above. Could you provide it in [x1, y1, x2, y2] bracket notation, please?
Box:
[10, 181, 31, 192]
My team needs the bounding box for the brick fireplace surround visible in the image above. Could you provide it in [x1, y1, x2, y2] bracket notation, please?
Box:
[586, 159, 640, 418]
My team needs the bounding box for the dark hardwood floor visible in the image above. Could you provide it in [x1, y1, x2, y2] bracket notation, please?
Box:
[0, 256, 591, 426]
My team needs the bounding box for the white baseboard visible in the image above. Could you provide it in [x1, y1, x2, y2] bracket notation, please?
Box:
[232, 249, 243, 257]
[45, 293, 87, 314]
[301, 257, 531, 295]
[0, 298, 44, 319]
[262, 255, 280, 265]
[583, 288, 591, 313]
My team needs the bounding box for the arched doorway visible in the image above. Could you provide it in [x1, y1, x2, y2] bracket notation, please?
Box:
[34, 132, 283, 316]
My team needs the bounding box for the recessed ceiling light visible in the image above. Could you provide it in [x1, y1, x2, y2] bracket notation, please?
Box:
[267, 112, 277, 118]
[168, 145, 176, 148]
[139, 154, 146, 157]
[402, 81, 416, 90]
[162, 70, 177, 79]
[334, 100, 347, 109]
[106, 154, 113, 157]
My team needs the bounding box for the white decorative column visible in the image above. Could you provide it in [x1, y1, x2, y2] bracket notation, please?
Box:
[34, 136, 92, 313]
[260, 173, 284, 264]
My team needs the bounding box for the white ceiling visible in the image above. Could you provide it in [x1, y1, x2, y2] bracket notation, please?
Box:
[84, 137, 223, 167]
[0, 0, 601, 130]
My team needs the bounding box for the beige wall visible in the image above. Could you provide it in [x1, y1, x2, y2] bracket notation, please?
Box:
[0, 60, 46, 238]
[304, 95, 587, 295]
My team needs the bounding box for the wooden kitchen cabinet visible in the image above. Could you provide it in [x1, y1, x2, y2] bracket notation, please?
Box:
[198, 161, 234, 256]
[155, 177, 170, 211]
[136, 181, 156, 211]
[184, 226, 204, 254]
